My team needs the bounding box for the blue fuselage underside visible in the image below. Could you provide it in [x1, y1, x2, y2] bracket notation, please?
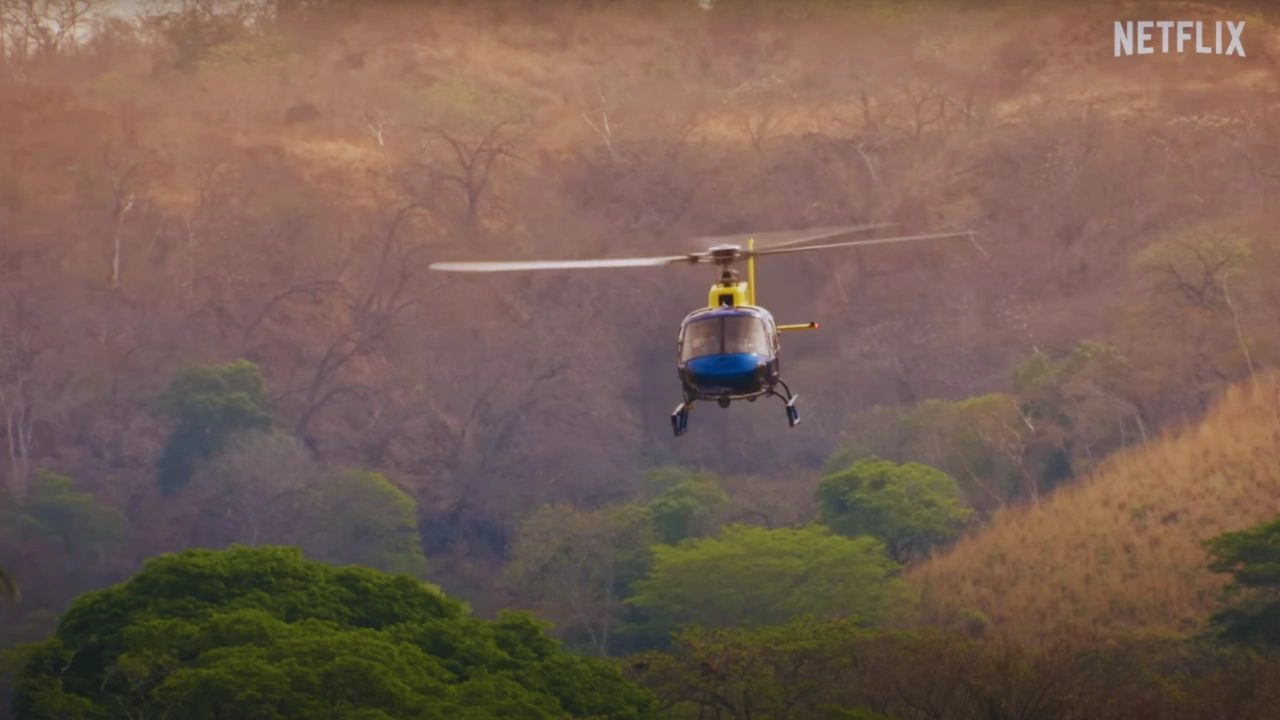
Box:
[685, 353, 768, 393]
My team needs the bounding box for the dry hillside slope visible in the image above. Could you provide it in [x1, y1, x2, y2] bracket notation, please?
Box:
[911, 373, 1280, 640]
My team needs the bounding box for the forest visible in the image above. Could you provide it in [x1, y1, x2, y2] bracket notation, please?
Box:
[3, 0, 1280, 716]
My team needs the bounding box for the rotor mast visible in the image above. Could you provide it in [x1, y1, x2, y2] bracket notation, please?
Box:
[706, 243, 752, 308]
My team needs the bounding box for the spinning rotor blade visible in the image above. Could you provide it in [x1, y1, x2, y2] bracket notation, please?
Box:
[748, 230, 981, 258]
[693, 222, 896, 250]
[428, 226, 983, 274]
[428, 255, 695, 272]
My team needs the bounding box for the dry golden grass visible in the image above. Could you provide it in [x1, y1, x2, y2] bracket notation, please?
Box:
[910, 373, 1280, 640]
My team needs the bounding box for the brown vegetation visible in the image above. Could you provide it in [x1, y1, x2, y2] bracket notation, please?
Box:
[913, 373, 1280, 640]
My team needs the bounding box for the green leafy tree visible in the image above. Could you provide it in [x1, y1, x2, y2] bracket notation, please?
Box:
[1205, 514, 1280, 646]
[12, 545, 655, 719]
[627, 524, 913, 632]
[0, 471, 126, 610]
[1012, 341, 1145, 479]
[154, 360, 274, 494]
[302, 468, 428, 578]
[645, 469, 729, 545]
[828, 395, 1028, 511]
[627, 617, 876, 720]
[818, 459, 973, 564]
[504, 503, 655, 656]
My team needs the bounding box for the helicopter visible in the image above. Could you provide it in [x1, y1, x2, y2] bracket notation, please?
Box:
[428, 224, 978, 437]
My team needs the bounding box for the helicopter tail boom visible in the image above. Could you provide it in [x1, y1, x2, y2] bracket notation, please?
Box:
[778, 322, 820, 332]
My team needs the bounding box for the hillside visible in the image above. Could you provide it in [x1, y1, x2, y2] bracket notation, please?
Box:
[911, 373, 1280, 640]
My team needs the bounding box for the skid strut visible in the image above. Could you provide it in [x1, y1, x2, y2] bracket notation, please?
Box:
[774, 379, 801, 427]
[672, 381, 801, 436]
[785, 395, 800, 426]
[671, 401, 691, 436]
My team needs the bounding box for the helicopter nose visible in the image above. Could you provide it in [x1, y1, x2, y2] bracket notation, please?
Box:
[687, 353, 767, 392]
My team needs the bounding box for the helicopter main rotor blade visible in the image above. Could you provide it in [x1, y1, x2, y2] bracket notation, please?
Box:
[428, 227, 981, 273]
[748, 230, 980, 258]
[428, 255, 697, 272]
[692, 222, 896, 250]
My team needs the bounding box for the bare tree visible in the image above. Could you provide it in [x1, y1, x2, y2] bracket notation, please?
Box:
[581, 91, 620, 163]
[0, 271, 90, 502]
[409, 121, 520, 240]
[0, 377, 34, 500]
[100, 141, 166, 292]
[252, 203, 432, 446]
[183, 431, 321, 547]
[362, 105, 388, 147]
[0, 0, 98, 64]
[0, 288, 41, 500]
[902, 79, 949, 139]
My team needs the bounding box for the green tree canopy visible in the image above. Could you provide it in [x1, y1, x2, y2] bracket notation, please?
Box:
[1205, 514, 1280, 646]
[626, 524, 913, 632]
[0, 470, 127, 609]
[626, 617, 877, 720]
[645, 469, 729, 545]
[818, 459, 973, 563]
[302, 468, 428, 578]
[154, 360, 274, 494]
[12, 545, 654, 719]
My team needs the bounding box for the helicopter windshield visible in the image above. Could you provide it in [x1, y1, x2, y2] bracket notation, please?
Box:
[680, 316, 771, 361]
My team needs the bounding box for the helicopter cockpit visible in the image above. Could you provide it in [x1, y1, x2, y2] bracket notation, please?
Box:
[679, 311, 775, 361]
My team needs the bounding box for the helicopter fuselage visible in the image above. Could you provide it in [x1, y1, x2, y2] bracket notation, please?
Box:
[676, 305, 781, 405]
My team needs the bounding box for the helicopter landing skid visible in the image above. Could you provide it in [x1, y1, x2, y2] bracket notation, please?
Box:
[671, 401, 692, 436]
[769, 379, 801, 428]
[671, 382, 799, 437]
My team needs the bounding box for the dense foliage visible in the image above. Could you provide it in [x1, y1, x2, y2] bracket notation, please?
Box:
[628, 618, 1280, 720]
[11, 546, 654, 719]
[818, 459, 973, 562]
[1206, 515, 1280, 646]
[155, 361, 274, 494]
[628, 524, 911, 630]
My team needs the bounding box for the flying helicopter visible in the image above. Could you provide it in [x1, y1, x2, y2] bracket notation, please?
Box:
[428, 224, 978, 437]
